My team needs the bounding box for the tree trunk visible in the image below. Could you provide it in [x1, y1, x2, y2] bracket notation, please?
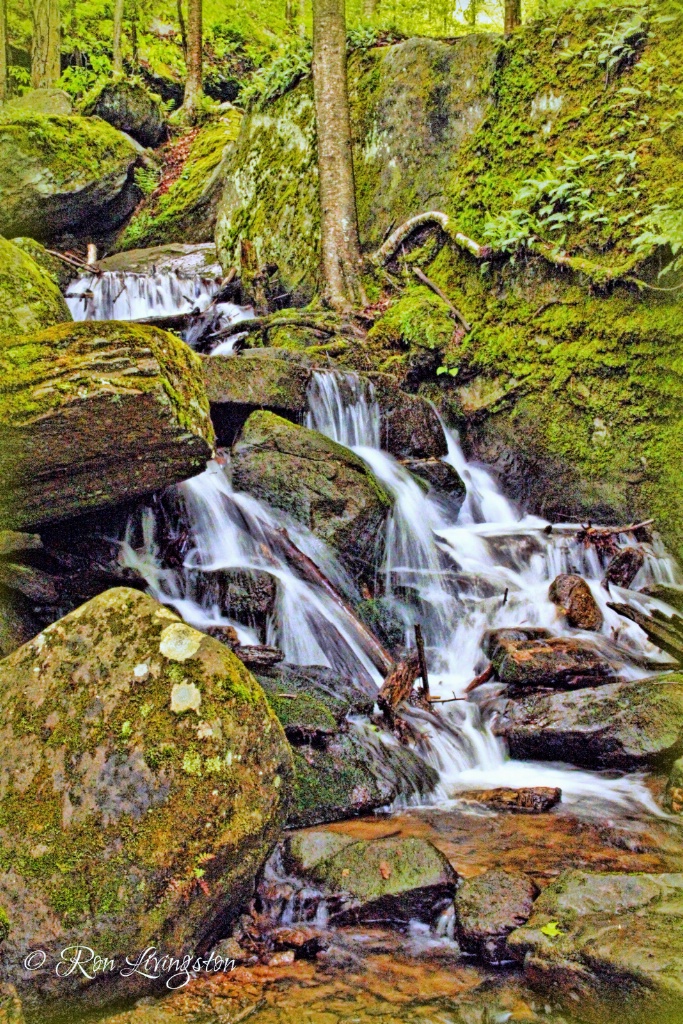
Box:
[129, 0, 138, 69]
[112, 0, 125, 74]
[297, 0, 306, 35]
[504, 0, 521, 34]
[0, 0, 7, 103]
[176, 0, 187, 58]
[180, 0, 203, 122]
[31, 0, 61, 89]
[312, 0, 367, 312]
[362, 0, 378, 17]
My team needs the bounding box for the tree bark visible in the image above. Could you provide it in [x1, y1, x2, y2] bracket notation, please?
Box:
[180, 0, 203, 121]
[129, 0, 139, 69]
[176, 0, 188, 58]
[297, 0, 306, 36]
[112, 0, 125, 74]
[504, 0, 521, 34]
[31, 0, 61, 89]
[312, 0, 367, 312]
[0, 0, 7, 103]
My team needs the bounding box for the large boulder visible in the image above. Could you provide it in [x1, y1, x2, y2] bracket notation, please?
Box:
[0, 588, 293, 1014]
[455, 869, 539, 964]
[0, 88, 72, 116]
[484, 628, 614, 690]
[0, 321, 214, 531]
[493, 672, 683, 770]
[0, 114, 141, 241]
[507, 870, 683, 1021]
[10, 236, 76, 291]
[231, 411, 393, 585]
[0, 238, 71, 338]
[81, 79, 166, 148]
[548, 574, 603, 632]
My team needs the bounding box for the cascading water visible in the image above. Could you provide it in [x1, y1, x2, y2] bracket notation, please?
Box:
[122, 364, 682, 819]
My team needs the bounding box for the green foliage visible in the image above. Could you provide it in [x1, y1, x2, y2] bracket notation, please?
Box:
[133, 165, 162, 196]
[632, 201, 683, 276]
[238, 40, 312, 110]
[59, 55, 112, 101]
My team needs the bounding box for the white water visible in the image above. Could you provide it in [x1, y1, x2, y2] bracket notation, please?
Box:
[122, 364, 683, 819]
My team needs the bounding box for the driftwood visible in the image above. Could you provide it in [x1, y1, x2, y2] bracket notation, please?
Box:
[577, 520, 654, 558]
[377, 651, 421, 717]
[465, 662, 494, 694]
[607, 602, 683, 665]
[412, 267, 471, 332]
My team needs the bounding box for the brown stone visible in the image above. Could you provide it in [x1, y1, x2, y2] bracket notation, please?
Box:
[485, 630, 614, 690]
[458, 787, 561, 813]
[549, 574, 603, 631]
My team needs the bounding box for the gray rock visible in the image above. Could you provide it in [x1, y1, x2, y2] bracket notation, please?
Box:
[81, 79, 166, 148]
[96, 242, 222, 277]
[603, 547, 644, 589]
[456, 869, 539, 964]
[493, 672, 683, 769]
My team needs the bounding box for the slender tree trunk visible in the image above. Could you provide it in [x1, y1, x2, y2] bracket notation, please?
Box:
[312, 0, 367, 312]
[130, 0, 139, 69]
[31, 0, 61, 89]
[180, 0, 203, 121]
[504, 0, 521, 33]
[176, 0, 187, 57]
[362, 0, 377, 17]
[0, 0, 7, 103]
[297, 0, 306, 36]
[112, 0, 125, 74]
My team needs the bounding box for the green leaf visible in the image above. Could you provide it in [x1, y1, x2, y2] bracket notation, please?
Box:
[540, 920, 563, 937]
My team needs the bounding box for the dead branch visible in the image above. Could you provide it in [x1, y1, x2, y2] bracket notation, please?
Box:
[44, 248, 89, 270]
[465, 662, 494, 694]
[378, 652, 421, 717]
[412, 266, 471, 331]
[414, 623, 430, 698]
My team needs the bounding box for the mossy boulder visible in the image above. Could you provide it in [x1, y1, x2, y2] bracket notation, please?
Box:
[0, 587, 293, 1014]
[0, 321, 214, 531]
[81, 79, 166, 148]
[507, 870, 683, 1021]
[119, 112, 242, 250]
[231, 411, 393, 585]
[0, 238, 71, 338]
[10, 237, 76, 291]
[0, 114, 141, 241]
[455, 869, 538, 965]
[0, 88, 71, 116]
[494, 673, 683, 770]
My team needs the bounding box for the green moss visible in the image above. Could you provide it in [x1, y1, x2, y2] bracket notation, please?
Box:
[0, 238, 71, 338]
[367, 285, 454, 352]
[0, 904, 9, 942]
[265, 691, 337, 734]
[9, 237, 74, 290]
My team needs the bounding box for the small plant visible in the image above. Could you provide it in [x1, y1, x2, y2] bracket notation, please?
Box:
[631, 202, 683, 278]
[7, 66, 30, 96]
[581, 7, 649, 85]
[134, 165, 162, 197]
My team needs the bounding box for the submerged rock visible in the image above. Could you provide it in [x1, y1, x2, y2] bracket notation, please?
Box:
[0, 587, 292, 1014]
[0, 321, 214, 531]
[484, 629, 614, 690]
[507, 869, 683, 1019]
[0, 238, 71, 338]
[548, 574, 603, 631]
[494, 672, 683, 770]
[0, 114, 141, 241]
[231, 411, 393, 586]
[455, 869, 539, 964]
[81, 79, 167, 147]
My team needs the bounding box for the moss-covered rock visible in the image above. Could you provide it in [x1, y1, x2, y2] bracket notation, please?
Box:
[231, 411, 392, 585]
[0, 321, 214, 531]
[0, 239, 71, 338]
[494, 672, 683, 770]
[0, 88, 71, 116]
[0, 587, 292, 1014]
[507, 870, 683, 1021]
[119, 113, 242, 250]
[0, 114, 141, 241]
[9, 237, 76, 291]
[81, 79, 167, 148]
[202, 352, 311, 415]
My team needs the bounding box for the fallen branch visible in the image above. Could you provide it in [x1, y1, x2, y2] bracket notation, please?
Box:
[45, 248, 88, 270]
[378, 651, 421, 717]
[465, 662, 494, 694]
[412, 267, 471, 332]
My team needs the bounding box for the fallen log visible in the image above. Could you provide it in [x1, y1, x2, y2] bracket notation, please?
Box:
[607, 602, 683, 665]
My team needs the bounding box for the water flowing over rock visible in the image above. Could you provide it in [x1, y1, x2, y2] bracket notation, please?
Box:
[0, 321, 214, 531]
[494, 673, 683, 769]
[0, 238, 71, 338]
[0, 114, 142, 241]
[507, 870, 683, 1019]
[0, 587, 292, 1016]
[81, 79, 167, 147]
[455, 869, 539, 964]
[485, 629, 614, 690]
[548, 573, 603, 631]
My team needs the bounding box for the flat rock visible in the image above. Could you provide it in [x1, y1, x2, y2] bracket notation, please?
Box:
[507, 870, 683, 1019]
[0, 88, 72, 116]
[493, 672, 683, 770]
[0, 587, 292, 1015]
[456, 869, 539, 964]
[458, 787, 561, 814]
[548, 574, 603, 631]
[203, 353, 311, 418]
[0, 321, 214, 531]
[97, 242, 222, 277]
[485, 629, 614, 690]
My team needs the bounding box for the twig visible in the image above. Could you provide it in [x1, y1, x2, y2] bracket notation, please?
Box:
[465, 663, 494, 694]
[44, 248, 88, 270]
[502, 587, 509, 606]
[578, 519, 654, 542]
[412, 266, 471, 332]
[414, 623, 429, 698]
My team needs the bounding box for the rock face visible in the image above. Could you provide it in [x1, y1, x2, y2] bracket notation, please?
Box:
[507, 870, 683, 1019]
[548, 574, 603, 631]
[403, 458, 466, 508]
[231, 411, 393, 585]
[494, 673, 683, 769]
[484, 628, 614, 690]
[284, 833, 457, 926]
[0, 114, 141, 241]
[0, 238, 71, 338]
[456, 870, 539, 964]
[0, 588, 292, 1014]
[0, 321, 214, 531]
[369, 373, 447, 460]
[81, 79, 167, 147]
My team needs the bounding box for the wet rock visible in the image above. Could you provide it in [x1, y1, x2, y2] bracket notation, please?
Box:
[603, 547, 644, 589]
[232, 411, 393, 586]
[0, 237, 71, 338]
[81, 79, 167, 148]
[455, 869, 539, 964]
[665, 756, 683, 813]
[548, 574, 603, 632]
[0, 589, 40, 660]
[288, 834, 457, 926]
[357, 597, 407, 654]
[639, 583, 683, 613]
[0, 321, 214, 531]
[271, 925, 329, 958]
[494, 672, 683, 770]
[458, 787, 561, 814]
[507, 869, 683, 1019]
[0, 114, 141, 241]
[368, 374, 447, 460]
[264, 949, 295, 966]
[284, 831, 359, 874]
[402, 458, 466, 508]
[97, 242, 222, 277]
[485, 629, 614, 690]
[0, 587, 292, 1016]
[194, 568, 278, 632]
[287, 725, 438, 828]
